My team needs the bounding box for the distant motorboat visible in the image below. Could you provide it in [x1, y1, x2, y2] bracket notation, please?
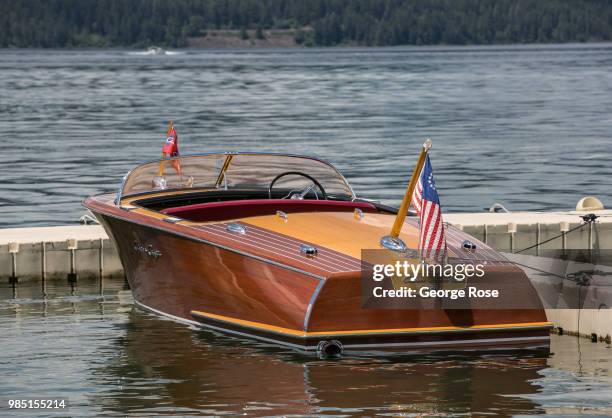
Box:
[145, 46, 165, 55]
[127, 46, 181, 56]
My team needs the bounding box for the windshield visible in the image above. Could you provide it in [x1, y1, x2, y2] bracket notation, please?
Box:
[120, 153, 355, 200]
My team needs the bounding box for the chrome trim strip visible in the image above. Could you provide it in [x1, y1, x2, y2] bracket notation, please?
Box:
[114, 173, 129, 205]
[303, 280, 326, 332]
[335, 168, 357, 199]
[91, 208, 326, 282]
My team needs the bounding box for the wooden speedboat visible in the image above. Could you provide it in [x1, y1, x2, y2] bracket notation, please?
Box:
[84, 151, 551, 355]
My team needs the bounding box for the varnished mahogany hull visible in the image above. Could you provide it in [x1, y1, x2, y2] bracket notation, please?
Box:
[98, 214, 319, 331]
[92, 209, 550, 353]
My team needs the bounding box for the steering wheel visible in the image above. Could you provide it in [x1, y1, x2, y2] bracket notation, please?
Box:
[268, 171, 327, 200]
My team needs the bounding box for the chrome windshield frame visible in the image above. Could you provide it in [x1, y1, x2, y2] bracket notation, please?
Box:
[114, 151, 356, 206]
[114, 174, 128, 205]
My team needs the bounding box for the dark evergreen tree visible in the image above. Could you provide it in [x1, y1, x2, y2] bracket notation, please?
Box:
[240, 25, 249, 40]
[255, 25, 265, 39]
[0, 0, 611, 48]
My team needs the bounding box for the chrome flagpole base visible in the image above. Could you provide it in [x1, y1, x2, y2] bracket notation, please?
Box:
[380, 235, 408, 252]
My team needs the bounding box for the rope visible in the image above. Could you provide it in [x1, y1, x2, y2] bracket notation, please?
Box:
[452, 213, 603, 283]
[452, 256, 568, 280]
[513, 213, 598, 254]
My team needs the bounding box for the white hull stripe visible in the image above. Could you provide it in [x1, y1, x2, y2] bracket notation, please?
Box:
[135, 300, 315, 351]
[135, 301, 549, 352]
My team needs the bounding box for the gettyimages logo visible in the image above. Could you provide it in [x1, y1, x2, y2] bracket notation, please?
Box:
[372, 259, 485, 282]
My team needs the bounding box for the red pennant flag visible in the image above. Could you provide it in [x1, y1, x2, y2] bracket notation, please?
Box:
[161, 122, 182, 176]
[162, 123, 179, 157]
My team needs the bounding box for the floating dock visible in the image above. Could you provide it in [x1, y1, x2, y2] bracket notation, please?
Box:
[447, 207, 612, 344]
[0, 225, 123, 282]
[2, 206, 611, 343]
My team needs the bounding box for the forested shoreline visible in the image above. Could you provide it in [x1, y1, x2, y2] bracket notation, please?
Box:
[1, 0, 612, 48]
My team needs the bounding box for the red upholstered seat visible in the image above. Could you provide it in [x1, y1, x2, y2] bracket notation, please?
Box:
[160, 199, 378, 222]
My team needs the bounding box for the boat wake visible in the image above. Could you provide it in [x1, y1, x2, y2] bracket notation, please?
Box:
[127, 47, 183, 56]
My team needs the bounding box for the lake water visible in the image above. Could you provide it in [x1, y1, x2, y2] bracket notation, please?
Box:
[1, 44, 612, 228]
[1, 279, 611, 416]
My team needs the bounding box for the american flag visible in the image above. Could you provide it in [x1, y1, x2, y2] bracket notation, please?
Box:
[413, 156, 447, 261]
[411, 170, 423, 215]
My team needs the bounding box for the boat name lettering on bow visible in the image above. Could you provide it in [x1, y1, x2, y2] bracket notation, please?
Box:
[133, 242, 162, 259]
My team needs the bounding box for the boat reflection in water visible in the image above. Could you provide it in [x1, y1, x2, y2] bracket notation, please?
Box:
[91, 309, 548, 416]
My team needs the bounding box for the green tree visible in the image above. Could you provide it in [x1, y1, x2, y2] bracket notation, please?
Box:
[240, 25, 249, 40]
[1, 0, 611, 48]
[255, 25, 265, 39]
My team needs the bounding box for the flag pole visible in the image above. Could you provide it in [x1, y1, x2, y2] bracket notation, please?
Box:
[158, 121, 174, 177]
[380, 138, 432, 251]
[391, 138, 432, 237]
[157, 151, 165, 177]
